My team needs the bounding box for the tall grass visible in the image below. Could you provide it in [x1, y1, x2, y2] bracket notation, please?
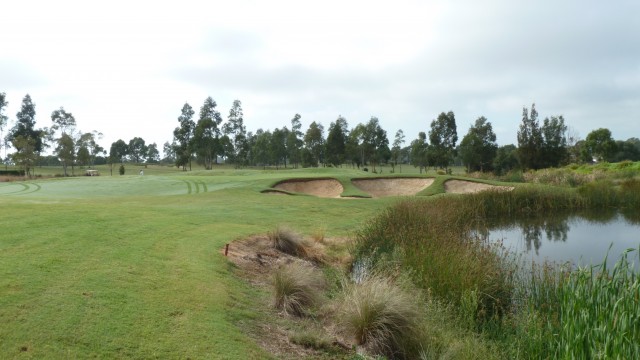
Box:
[337, 275, 428, 359]
[272, 262, 325, 316]
[351, 181, 640, 358]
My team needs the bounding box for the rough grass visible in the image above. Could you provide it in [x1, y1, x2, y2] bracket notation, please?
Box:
[273, 263, 325, 317]
[337, 275, 427, 359]
[269, 227, 310, 257]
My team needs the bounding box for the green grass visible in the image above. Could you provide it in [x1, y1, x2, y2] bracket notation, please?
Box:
[0, 167, 394, 358]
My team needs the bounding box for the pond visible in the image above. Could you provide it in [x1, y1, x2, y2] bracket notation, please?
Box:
[481, 209, 640, 269]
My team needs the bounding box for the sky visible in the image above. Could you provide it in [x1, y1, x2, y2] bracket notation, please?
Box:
[1, 0, 639, 156]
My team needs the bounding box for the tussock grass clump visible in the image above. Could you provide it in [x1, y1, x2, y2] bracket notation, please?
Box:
[338, 276, 427, 359]
[272, 262, 325, 317]
[269, 227, 310, 257]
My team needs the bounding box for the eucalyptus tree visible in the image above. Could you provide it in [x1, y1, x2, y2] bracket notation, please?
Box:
[128, 137, 148, 164]
[303, 121, 325, 167]
[391, 129, 405, 173]
[0, 92, 8, 164]
[146, 143, 160, 163]
[173, 103, 196, 170]
[325, 116, 348, 167]
[286, 113, 303, 168]
[428, 111, 458, 172]
[459, 116, 497, 172]
[10, 94, 45, 176]
[194, 96, 223, 169]
[270, 127, 288, 168]
[517, 104, 543, 170]
[222, 100, 248, 167]
[76, 131, 104, 167]
[410, 131, 429, 173]
[540, 115, 568, 167]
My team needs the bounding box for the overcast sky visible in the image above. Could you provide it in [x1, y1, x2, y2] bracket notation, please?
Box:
[1, 0, 639, 155]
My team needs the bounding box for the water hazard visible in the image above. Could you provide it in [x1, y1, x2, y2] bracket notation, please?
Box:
[481, 209, 640, 269]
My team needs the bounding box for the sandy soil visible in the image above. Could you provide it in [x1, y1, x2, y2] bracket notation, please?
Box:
[444, 179, 514, 194]
[273, 179, 344, 198]
[351, 178, 434, 197]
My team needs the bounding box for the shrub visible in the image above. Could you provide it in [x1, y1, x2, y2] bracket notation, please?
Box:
[337, 276, 427, 359]
[119, 165, 125, 175]
[269, 227, 309, 257]
[272, 262, 325, 316]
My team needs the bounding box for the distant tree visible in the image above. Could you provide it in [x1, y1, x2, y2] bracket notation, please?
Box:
[0, 92, 9, 164]
[540, 115, 568, 167]
[410, 132, 429, 173]
[193, 96, 223, 169]
[610, 138, 640, 162]
[363, 117, 389, 173]
[110, 139, 129, 164]
[347, 123, 366, 168]
[391, 129, 405, 173]
[270, 127, 288, 168]
[146, 143, 160, 163]
[459, 116, 497, 172]
[55, 133, 75, 176]
[222, 100, 248, 168]
[50, 107, 76, 136]
[286, 114, 303, 168]
[128, 137, 147, 164]
[428, 111, 458, 172]
[10, 95, 45, 176]
[252, 129, 271, 168]
[303, 121, 324, 167]
[162, 141, 176, 164]
[582, 128, 617, 162]
[325, 116, 348, 167]
[566, 126, 582, 164]
[493, 144, 519, 175]
[76, 131, 104, 167]
[517, 104, 543, 170]
[173, 103, 196, 170]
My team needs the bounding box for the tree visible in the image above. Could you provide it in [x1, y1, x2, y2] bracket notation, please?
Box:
[493, 144, 519, 175]
[410, 132, 429, 173]
[252, 129, 271, 168]
[303, 121, 325, 167]
[517, 104, 543, 170]
[270, 127, 288, 168]
[50, 107, 76, 135]
[55, 133, 75, 176]
[325, 116, 348, 167]
[286, 114, 303, 168]
[76, 131, 104, 167]
[193, 96, 223, 169]
[582, 128, 617, 162]
[222, 100, 248, 168]
[611, 138, 640, 162]
[459, 116, 497, 172]
[110, 139, 129, 164]
[173, 103, 196, 170]
[146, 143, 160, 163]
[540, 115, 568, 167]
[162, 141, 176, 163]
[0, 92, 8, 165]
[128, 137, 147, 163]
[391, 129, 405, 173]
[10, 95, 45, 176]
[362, 117, 389, 173]
[428, 111, 458, 172]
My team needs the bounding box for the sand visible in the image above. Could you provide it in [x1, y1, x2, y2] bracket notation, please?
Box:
[272, 178, 344, 198]
[351, 178, 434, 197]
[444, 179, 514, 194]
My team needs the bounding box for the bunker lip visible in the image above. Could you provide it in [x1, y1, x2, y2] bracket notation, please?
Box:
[271, 178, 344, 198]
[351, 177, 435, 198]
[444, 179, 514, 194]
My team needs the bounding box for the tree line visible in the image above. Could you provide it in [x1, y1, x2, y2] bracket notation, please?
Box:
[2, 91, 638, 177]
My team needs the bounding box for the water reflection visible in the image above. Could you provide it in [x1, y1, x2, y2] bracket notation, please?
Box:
[482, 209, 640, 269]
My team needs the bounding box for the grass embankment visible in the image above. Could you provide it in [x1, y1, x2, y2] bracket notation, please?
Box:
[351, 180, 640, 358]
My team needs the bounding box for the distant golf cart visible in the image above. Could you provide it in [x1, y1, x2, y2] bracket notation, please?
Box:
[85, 169, 100, 176]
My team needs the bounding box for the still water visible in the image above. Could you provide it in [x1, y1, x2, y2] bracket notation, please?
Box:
[483, 210, 640, 269]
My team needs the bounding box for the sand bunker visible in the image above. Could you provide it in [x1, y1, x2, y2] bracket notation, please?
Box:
[352, 178, 434, 197]
[444, 180, 514, 194]
[272, 178, 344, 198]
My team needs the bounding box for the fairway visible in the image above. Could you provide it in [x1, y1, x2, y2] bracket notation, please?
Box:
[0, 168, 399, 358]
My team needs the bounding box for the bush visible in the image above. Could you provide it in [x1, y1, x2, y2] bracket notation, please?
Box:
[119, 165, 125, 175]
[338, 276, 427, 359]
[269, 227, 309, 257]
[272, 262, 325, 316]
